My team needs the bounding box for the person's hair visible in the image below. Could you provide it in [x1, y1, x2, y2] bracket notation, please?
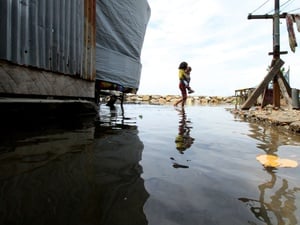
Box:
[178, 61, 188, 70]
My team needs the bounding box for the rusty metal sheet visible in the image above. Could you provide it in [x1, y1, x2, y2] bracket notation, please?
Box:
[0, 0, 96, 81]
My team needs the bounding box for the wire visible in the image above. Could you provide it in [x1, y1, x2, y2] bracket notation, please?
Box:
[250, 0, 271, 14]
[266, 0, 295, 15]
[266, 8, 274, 14]
[280, 0, 296, 12]
[281, 0, 294, 8]
[288, 7, 300, 13]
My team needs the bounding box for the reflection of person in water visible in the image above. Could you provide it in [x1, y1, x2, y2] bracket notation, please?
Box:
[175, 107, 194, 154]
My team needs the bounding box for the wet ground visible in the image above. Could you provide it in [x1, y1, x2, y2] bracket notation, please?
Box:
[0, 104, 299, 225]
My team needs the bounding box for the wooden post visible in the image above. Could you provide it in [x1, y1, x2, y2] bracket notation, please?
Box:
[272, 0, 281, 108]
[241, 59, 284, 109]
[278, 73, 293, 108]
[246, 0, 291, 109]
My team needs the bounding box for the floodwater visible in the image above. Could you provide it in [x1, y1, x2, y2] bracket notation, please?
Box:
[0, 104, 300, 225]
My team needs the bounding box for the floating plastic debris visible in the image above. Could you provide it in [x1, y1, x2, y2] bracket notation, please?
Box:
[256, 154, 298, 168]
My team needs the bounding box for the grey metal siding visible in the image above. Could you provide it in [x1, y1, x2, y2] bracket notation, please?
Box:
[0, 0, 95, 81]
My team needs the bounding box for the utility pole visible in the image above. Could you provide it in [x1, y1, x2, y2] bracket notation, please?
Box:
[247, 0, 288, 108]
[273, 0, 282, 107]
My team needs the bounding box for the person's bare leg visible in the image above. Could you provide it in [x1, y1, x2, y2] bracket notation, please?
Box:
[174, 98, 183, 107]
[181, 96, 187, 108]
[181, 97, 186, 107]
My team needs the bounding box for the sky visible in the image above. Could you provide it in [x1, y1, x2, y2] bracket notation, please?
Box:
[138, 0, 300, 97]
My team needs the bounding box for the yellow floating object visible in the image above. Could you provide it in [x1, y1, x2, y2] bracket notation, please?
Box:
[256, 154, 298, 168]
[256, 154, 280, 167]
[278, 159, 298, 168]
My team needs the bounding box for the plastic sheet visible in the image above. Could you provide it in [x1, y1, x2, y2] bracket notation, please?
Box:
[96, 1, 151, 91]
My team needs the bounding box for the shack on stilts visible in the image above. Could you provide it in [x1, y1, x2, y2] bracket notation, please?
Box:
[0, 1, 151, 119]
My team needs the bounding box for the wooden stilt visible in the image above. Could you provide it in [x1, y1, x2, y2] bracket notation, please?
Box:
[241, 59, 284, 110]
[273, 76, 280, 108]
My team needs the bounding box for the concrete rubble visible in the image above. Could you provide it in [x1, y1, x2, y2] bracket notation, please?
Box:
[125, 94, 235, 105]
[230, 106, 300, 133]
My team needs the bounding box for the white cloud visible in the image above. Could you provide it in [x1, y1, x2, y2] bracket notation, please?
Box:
[139, 0, 300, 96]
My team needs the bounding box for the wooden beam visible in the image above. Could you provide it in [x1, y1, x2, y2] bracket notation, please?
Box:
[241, 58, 284, 109]
[277, 72, 293, 108]
[0, 60, 95, 98]
[273, 77, 280, 107]
[278, 71, 291, 96]
[247, 13, 287, 20]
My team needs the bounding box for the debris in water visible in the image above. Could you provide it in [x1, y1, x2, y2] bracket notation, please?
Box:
[172, 163, 189, 169]
[256, 154, 298, 168]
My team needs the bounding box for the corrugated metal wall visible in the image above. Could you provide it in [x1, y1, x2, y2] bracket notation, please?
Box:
[0, 0, 95, 81]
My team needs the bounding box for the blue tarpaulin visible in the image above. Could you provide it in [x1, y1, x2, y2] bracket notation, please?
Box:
[96, 0, 151, 91]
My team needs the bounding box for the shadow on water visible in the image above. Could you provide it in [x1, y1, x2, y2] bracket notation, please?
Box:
[0, 106, 149, 225]
[237, 119, 300, 225]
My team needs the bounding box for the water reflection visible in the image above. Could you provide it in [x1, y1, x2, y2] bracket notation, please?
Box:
[239, 167, 299, 224]
[239, 119, 300, 224]
[174, 107, 194, 154]
[98, 105, 136, 130]
[0, 117, 96, 179]
[247, 122, 297, 155]
[0, 108, 148, 225]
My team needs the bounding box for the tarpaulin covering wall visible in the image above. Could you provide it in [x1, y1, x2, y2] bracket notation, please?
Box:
[96, 0, 151, 91]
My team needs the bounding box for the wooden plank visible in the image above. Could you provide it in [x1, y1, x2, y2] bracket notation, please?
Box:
[0, 60, 95, 98]
[278, 74, 293, 108]
[273, 78, 280, 108]
[278, 71, 291, 96]
[241, 58, 284, 109]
